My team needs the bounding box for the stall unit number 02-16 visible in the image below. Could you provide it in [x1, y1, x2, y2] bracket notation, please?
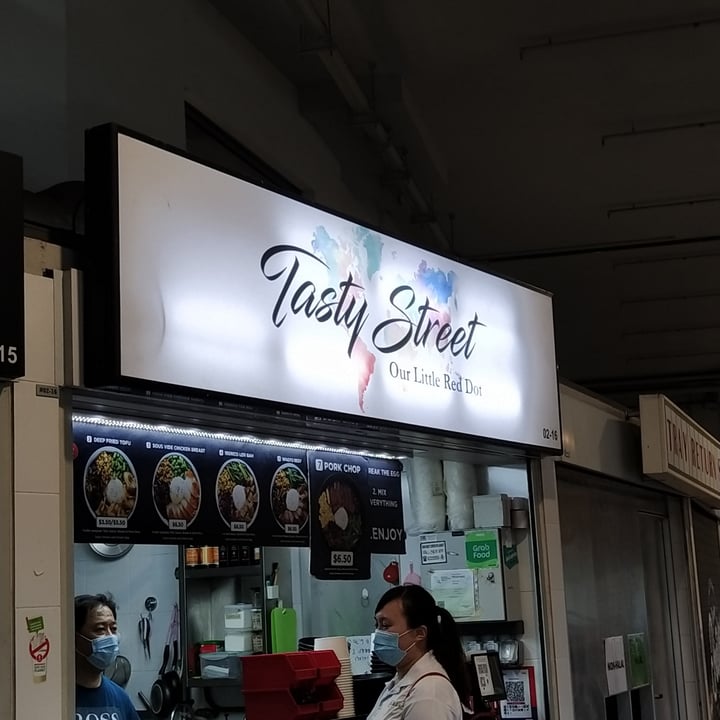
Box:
[331, 551, 354, 567]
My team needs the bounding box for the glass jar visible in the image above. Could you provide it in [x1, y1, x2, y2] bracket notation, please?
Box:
[185, 545, 200, 568]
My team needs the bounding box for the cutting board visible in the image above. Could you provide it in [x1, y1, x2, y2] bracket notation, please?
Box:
[270, 607, 297, 653]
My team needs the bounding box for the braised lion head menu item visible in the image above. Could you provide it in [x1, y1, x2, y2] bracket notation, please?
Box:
[84, 447, 138, 526]
[309, 451, 371, 580]
[216, 459, 260, 531]
[152, 452, 201, 529]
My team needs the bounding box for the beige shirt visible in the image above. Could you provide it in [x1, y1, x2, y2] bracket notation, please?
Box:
[366, 651, 463, 720]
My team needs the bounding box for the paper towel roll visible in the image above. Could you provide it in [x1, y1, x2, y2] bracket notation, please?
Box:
[443, 461, 478, 530]
[408, 457, 446, 532]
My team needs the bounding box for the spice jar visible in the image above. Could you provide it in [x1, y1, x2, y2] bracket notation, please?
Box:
[185, 545, 200, 568]
[206, 545, 220, 567]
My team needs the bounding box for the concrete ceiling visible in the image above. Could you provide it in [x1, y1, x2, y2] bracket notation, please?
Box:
[211, 0, 720, 413]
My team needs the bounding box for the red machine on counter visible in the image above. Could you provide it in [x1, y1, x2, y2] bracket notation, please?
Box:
[241, 650, 344, 720]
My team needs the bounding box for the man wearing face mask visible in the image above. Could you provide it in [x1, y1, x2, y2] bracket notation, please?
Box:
[75, 594, 139, 720]
[368, 585, 470, 720]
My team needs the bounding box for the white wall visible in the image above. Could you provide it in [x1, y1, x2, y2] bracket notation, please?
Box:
[0, 384, 14, 720]
[13, 273, 73, 720]
[73, 544, 180, 713]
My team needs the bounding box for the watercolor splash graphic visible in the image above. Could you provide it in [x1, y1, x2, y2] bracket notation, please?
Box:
[312, 225, 457, 411]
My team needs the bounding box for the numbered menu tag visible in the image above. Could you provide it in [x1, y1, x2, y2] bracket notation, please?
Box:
[308, 450, 371, 580]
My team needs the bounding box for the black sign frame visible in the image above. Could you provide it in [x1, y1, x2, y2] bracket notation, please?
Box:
[0, 151, 25, 380]
[83, 123, 562, 460]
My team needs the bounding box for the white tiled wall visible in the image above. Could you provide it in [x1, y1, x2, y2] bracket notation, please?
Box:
[0, 386, 12, 720]
[539, 457, 575, 720]
[74, 543, 180, 711]
[14, 274, 74, 720]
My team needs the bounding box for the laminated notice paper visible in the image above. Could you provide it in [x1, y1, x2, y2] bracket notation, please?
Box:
[429, 569, 476, 617]
[604, 635, 628, 696]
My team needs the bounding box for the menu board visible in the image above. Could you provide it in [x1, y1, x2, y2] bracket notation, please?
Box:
[308, 450, 371, 580]
[73, 418, 404, 557]
[366, 457, 405, 554]
[72, 419, 309, 547]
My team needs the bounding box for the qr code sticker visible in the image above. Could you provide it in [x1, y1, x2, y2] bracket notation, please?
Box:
[505, 680, 526, 703]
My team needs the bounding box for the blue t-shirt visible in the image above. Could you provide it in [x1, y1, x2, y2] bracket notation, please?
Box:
[76, 676, 140, 720]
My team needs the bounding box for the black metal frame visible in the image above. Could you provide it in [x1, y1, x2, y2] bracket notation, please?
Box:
[83, 123, 562, 459]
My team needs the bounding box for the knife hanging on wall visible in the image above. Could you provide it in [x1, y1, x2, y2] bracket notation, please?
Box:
[138, 614, 151, 660]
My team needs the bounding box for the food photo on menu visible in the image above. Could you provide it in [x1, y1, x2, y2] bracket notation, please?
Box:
[84, 447, 138, 520]
[216, 458, 260, 530]
[271, 463, 309, 531]
[152, 452, 202, 527]
[318, 476, 364, 551]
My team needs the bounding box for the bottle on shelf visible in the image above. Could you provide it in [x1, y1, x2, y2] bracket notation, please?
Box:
[239, 544, 251, 566]
[229, 543, 241, 566]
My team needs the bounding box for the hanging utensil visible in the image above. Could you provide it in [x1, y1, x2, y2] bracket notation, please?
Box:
[150, 604, 182, 717]
[139, 614, 152, 661]
[104, 654, 132, 688]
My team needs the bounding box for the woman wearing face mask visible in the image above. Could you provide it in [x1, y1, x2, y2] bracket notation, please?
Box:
[368, 584, 470, 720]
[75, 593, 140, 720]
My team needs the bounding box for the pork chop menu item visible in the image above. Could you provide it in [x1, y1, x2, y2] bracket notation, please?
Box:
[152, 453, 201, 526]
[318, 477, 363, 549]
[84, 448, 138, 519]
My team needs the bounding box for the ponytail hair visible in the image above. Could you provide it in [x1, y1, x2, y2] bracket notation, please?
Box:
[375, 585, 470, 704]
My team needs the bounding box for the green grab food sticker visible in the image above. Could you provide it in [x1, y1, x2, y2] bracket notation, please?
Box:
[26, 616, 44, 633]
[465, 530, 499, 568]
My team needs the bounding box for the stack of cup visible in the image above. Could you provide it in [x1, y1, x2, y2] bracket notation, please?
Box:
[314, 636, 355, 718]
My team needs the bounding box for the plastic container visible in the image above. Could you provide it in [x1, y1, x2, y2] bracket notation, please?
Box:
[244, 684, 343, 720]
[240, 650, 340, 691]
[314, 636, 349, 659]
[251, 608, 263, 631]
[200, 651, 243, 679]
[225, 629, 253, 652]
[225, 603, 253, 629]
[473, 494, 510, 528]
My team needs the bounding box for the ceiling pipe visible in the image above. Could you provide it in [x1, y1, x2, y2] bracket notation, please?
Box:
[580, 370, 720, 395]
[292, 0, 450, 251]
[607, 196, 720, 218]
[466, 233, 720, 263]
[602, 118, 720, 146]
[520, 15, 720, 59]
